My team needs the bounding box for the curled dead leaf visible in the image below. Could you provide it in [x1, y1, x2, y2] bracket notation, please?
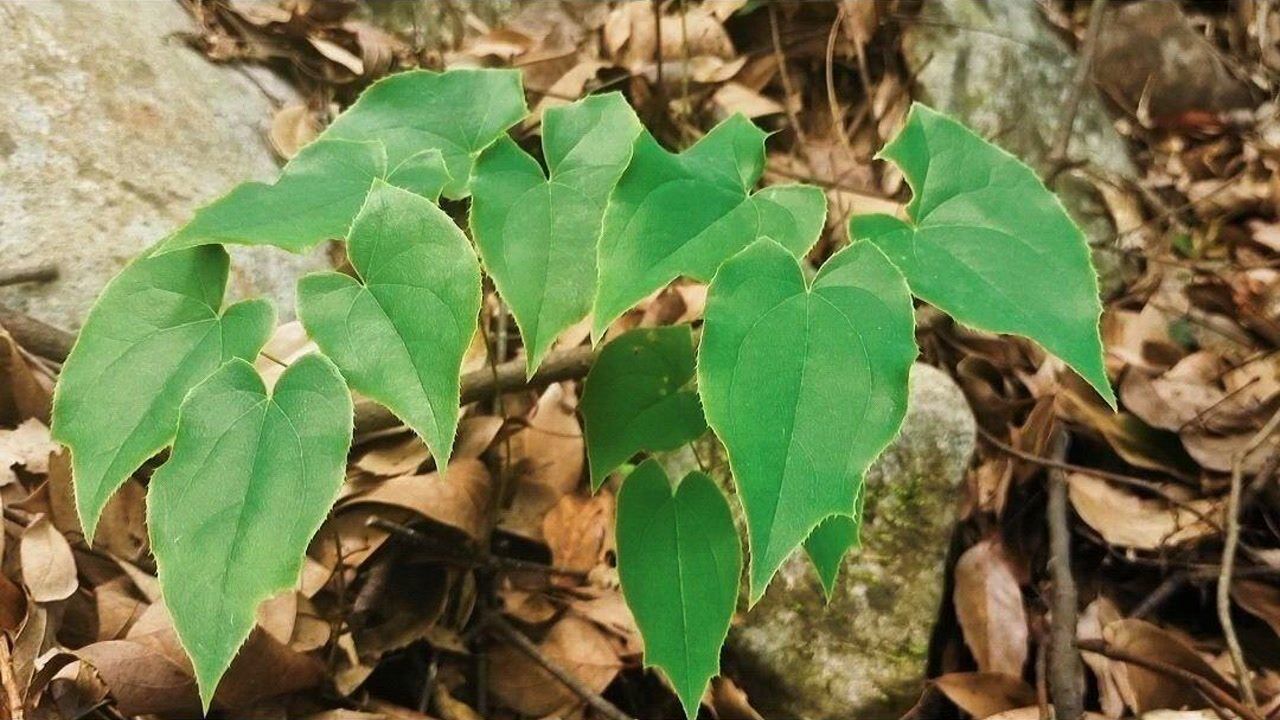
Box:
[953, 539, 1028, 677]
[1067, 473, 1222, 550]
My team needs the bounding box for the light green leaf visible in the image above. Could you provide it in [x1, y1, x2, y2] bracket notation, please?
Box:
[159, 139, 449, 255]
[581, 325, 706, 490]
[854, 102, 1114, 406]
[592, 114, 826, 340]
[297, 181, 480, 474]
[52, 246, 274, 541]
[803, 509, 861, 600]
[323, 68, 528, 199]
[471, 93, 642, 374]
[697, 239, 917, 603]
[616, 460, 741, 719]
[148, 354, 352, 709]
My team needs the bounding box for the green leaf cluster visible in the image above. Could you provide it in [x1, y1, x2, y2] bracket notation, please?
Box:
[52, 67, 1111, 715]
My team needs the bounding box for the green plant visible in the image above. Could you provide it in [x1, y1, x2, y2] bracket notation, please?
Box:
[52, 68, 1112, 715]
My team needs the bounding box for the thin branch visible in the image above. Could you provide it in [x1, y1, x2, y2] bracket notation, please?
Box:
[1077, 640, 1263, 720]
[0, 264, 58, 288]
[1047, 433, 1084, 720]
[355, 343, 596, 436]
[485, 615, 634, 720]
[1047, 0, 1108, 180]
[1219, 407, 1280, 710]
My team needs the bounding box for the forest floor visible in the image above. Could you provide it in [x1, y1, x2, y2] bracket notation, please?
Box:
[4, 1, 1280, 719]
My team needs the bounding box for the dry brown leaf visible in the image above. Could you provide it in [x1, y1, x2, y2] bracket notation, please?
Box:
[77, 639, 200, 717]
[1103, 619, 1233, 715]
[0, 328, 53, 427]
[340, 459, 492, 542]
[489, 615, 621, 716]
[270, 103, 319, 159]
[1078, 596, 1126, 718]
[354, 434, 431, 477]
[1232, 579, 1280, 638]
[1070, 471, 1218, 548]
[932, 672, 1037, 719]
[543, 492, 614, 578]
[569, 589, 641, 657]
[0, 419, 57, 485]
[0, 573, 27, 633]
[1068, 473, 1222, 550]
[986, 709, 1108, 720]
[953, 539, 1028, 677]
[710, 82, 784, 121]
[500, 383, 585, 540]
[94, 577, 145, 642]
[20, 514, 77, 603]
[1058, 390, 1199, 480]
[710, 676, 764, 720]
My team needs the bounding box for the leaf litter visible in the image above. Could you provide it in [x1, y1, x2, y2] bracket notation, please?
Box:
[6, 0, 1280, 718]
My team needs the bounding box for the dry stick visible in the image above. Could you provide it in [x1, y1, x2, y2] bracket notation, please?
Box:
[1076, 640, 1265, 720]
[1046, 0, 1108, 180]
[0, 299, 597, 438]
[485, 615, 634, 720]
[1219, 407, 1280, 711]
[0, 264, 58, 288]
[1046, 433, 1084, 720]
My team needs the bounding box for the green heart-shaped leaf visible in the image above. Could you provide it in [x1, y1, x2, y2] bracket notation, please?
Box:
[592, 115, 826, 340]
[297, 181, 481, 474]
[160, 139, 449, 255]
[617, 460, 741, 719]
[698, 239, 917, 602]
[471, 92, 642, 374]
[149, 354, 352, 708]
[324, 68, 528, 200]
[52, 245, 274, 540]
[581, 325, 706, 489]
[854, 103, 1114, 406]
[803, 511, 861, 599]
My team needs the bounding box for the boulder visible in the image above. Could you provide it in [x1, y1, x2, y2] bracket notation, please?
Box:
[0, 0, 327, 331]
[900, 0, 1137, 292]
[725, 363, 977, 719]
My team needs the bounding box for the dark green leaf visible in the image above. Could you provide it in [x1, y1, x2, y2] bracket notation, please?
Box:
[592, 115, 826, 340]
[853, 103, 1114, 406]
[297, 181, 481, 474]
[324, 68, 527, 199]
[617, 460, 740, 719]
[148, 353, 352, 708]
[581, 325, 706, 489]
[471, 92, 642, 373]
[697, 239, 916, 602]
[52, 246, 274, 540]
[160, 139, 448, 254]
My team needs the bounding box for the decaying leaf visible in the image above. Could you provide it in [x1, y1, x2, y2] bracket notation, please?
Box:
[953, 539, 1028, 677]
[1067, 473, 1222, 550]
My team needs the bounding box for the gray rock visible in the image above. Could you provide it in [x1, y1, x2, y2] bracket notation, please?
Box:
[900, 0, 1137, 291]
[0, 0, 327, 331]
[725, 363, 976, 720]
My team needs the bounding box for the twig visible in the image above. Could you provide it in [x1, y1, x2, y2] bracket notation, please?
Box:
[1077, 640, 1264, 720]
[768, 2, 809, 148]
[1219, 407, 1280, 710]
[1046, 0, 1108, 180]
[355, 343, 596, 436]
[0, 264, 58, 288]
[485, 615, 633, 720]
[0, 304, 75, 362]
[1047, 433, 1084, 720]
